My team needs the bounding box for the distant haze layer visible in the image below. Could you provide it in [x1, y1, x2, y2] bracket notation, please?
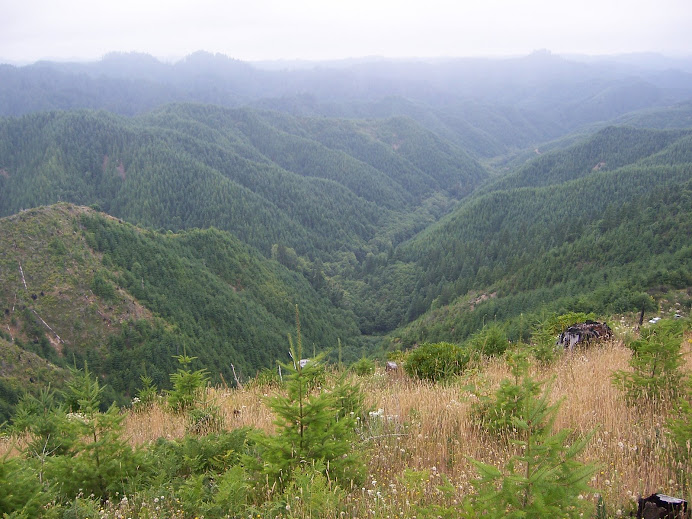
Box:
[1, 0, 691, 64]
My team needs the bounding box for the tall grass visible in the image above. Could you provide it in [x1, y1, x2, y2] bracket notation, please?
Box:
[2, 336, 689, 517]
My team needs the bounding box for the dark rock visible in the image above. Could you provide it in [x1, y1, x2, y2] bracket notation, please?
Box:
[557, 320, 612, 349]
[637, 493, 689, 519]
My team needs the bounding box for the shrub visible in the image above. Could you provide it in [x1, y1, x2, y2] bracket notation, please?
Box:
[351, 356, 376, 376]
[246, 307, 364, 491]
[44, 366, 143, 500]
[250, 366, 284, 388]
[471, 350, 544, 437]
[0, 455, 49, 518]
[612, 318, 685, 404]
[467, 323, 509, 357]
[469, 380, 598, 518]
[90, 269, 116, 301]
[404, 342, 470, 382]
[167, 352, 210, 413]
[667, 375, 692, 477]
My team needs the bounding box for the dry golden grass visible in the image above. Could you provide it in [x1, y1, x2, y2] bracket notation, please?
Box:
[2, 334, 689, 516]
[116, 334, 692, 514]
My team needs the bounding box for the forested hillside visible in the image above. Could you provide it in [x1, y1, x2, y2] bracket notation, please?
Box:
[0, 204, 362, 418]
[373, 126, 692, 345]
[2, 52, 692, 416]
[0, 105, 484, 261]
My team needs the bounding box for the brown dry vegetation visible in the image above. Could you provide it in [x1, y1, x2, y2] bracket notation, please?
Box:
[1, 334, 688, 517]
[94, 336, 691, 516]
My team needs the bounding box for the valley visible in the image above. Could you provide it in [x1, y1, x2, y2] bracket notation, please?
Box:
[0, 51, 691, 518]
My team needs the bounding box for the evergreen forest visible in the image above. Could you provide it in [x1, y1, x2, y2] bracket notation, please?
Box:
[1, 51, 692, 518]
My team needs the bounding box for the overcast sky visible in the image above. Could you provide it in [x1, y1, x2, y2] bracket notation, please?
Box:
[2, 0, 691, 64]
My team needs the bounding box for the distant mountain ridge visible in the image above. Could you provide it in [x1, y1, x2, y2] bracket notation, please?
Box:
[3, 50, 692, 157]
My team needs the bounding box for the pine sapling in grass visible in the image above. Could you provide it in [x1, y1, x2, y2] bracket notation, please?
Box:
[43, 364, 141, 500]
[469, 377, 598, 518]
[613, 318, 685, 405]
[167, 348, 210, 413]
[471, 349, 543, 438]
[246, 306, 364, 493]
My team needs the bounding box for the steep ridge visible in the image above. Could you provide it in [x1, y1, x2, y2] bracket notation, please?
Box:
[0, 204, 362, 407]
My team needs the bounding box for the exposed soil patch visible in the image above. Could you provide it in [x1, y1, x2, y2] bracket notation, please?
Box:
[116, 161, 126, 180]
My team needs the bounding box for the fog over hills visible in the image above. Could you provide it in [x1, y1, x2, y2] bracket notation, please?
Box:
[3, 50, 692, 159]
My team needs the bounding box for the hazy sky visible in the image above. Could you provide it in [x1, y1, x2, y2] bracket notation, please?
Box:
[2, 0, 691, 64]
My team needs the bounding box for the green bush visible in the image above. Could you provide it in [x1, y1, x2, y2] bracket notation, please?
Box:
[167, 352, 210, 413]
[469, 380, 597, 518]
[466, 323, 509, 357]
[144, 429, 251, 482]
[90, 269, 116, 301]
[44, 367, 143, 500]
[350, 356, 376, 376]
[250, 366, 284, 388]
[404, 342, 470, 382]
[471, 350, 544, 437]
[613, 318, 686, 404]
[246, 311, 364, 492]
[0, 455, 49, 518]
[667, 375, 692, 471]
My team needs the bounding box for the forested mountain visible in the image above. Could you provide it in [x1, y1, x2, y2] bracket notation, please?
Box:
[2, 51, 692, 413]
[0, 204, 362, 418]
[370, 126, 692, 346]
[3, 51, 692, 157]
[0, 105, 485, 260]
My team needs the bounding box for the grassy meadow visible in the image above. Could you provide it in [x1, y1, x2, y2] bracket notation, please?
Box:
[4, 326, 688, 518]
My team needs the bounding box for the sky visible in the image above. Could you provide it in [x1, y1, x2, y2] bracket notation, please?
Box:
[1, 0, 691, 64]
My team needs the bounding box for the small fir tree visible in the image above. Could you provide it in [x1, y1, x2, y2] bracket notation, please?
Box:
[247, 306, 364, 490]
[469, 377, 597, 518]
[471, 350, 544, 437]
[43, 365, 141, 500]
[613, 319, 685, 405]
[167, 350, 210, 412]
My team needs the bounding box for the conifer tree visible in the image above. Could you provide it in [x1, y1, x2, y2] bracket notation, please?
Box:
[247, 306, 364, 490]
[470, 378, 597, 518]
[613, 319, 685, 404]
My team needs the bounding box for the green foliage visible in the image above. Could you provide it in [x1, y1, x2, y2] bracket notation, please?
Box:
[351, 356, 376, 376]
[167, 352, 210, 413]
[0, 455, 49, 518]
[247, 311, 364, 491]
[44, 366, 142, 500]
[469, 381, 598, 518]
[144, 429, 251, 484]
[249, 366, 284, 389]
[90, 269, 116, 301]
[133, 373, 158, 410]
[612, 319, 686, 404]
[466, 322, 508, 357]
[11, 386, 78, 458]
[404, 342, 470, 382]
[281, 463, 347, 518]
[205, 465, 250, 518]
[471, 350, 544, 437]
[667, 375, 692, 487]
